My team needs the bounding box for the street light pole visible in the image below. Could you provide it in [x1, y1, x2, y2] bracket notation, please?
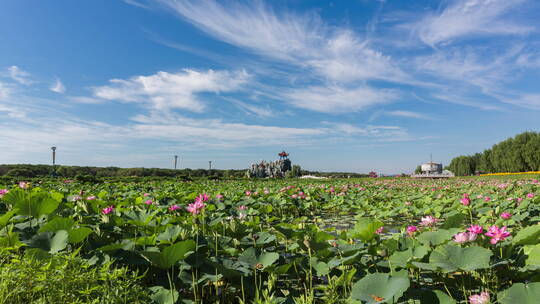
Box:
[51, 147, 57, 177]
[208, 161, 212, 171]
[174, 155, 178, 170]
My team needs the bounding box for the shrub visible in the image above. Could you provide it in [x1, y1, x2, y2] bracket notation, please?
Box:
[0, 250, 150, 304]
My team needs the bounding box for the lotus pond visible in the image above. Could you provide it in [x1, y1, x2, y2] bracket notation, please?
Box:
[1, 177, 540, 304]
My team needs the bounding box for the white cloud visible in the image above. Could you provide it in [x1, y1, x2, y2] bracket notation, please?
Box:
[0, 82, 10, 100]
[386, 110, 431, 120]
[285, 85, 397, 113]
[411, 0, 531, 46]
[50, 78, 66, 94]
[8, 66, 32, 85]
[153, 0, 406, 83]
[93, 69, 250, 111]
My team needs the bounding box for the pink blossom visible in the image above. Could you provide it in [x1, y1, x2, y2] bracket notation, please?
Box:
[143, 193, 151, 197]
[18, 182, 29, 189]
[145, 199, 153, 205]
[71, 195, 82, 202]
[485, 226, 511, 244]
[527, 193, 535, 198]
[468, 232, 478, 241]
[483, 196, 491, 202]
[237, 213, 247, 220]
[405, 201, 412, 206]
[168, 205, 180, 211]
[500, 212, 512, 220]
[264, 189, 270, 194]
[461, 197, 471, 206]
[468, 225, 484, 235]
[375, 226, 384, 234]
[291, 194, 298, 199]
[101, 206, 114, 215]
[63, 180, 73, 184]
[420, 215, 439, 226]
[476, 195, 484, 199]
[406, 225, 418, 235]
[245, 191, 252, 196]
[453, 232, 470, 244]
[216, 194, 224, 200]
[196, 193, 210, 203]
[86, 196, 97, 200]
[0, 189, 9, 198]
[186, 195, 207, 215]
[238, 205, 247, 210]
[469, 292, 490, 304]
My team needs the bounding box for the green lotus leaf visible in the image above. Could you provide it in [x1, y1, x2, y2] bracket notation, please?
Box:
[498, 282, 540, 304]
[149, 286, 179, 304]
[349, 217, 383, 242]
[351, 272, 410, 304]
[513, 224, 540, 245]
[39, 217, 75, 233]
[238, 247, 279, 270]
[429, 244, 492, 272]
[142, 240, 196, 269]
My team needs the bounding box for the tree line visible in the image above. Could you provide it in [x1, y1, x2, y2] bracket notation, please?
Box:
[446, 131, 540, 176]
[0, 163, 369, 180]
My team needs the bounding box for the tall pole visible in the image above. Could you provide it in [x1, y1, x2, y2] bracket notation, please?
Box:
[174, 155, 178, 170]
[51, 147, 57, 177]
[208, 161, 212, 171]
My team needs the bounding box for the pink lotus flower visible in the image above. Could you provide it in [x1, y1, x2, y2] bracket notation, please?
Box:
[477, 195, 484, 199]
[145, 199, 153, 205]
[291, 194, 298, 199]
[527, 193, 535, 198]
[238, 205, 247, 210]
[517, 197, 524, 203]
[485, 226, 511, 244]
[196, 193, 210, 203]
[237, 213, 247, 220]
[245, 191, 252, 196]
[405, 201, 412, 206]
[420, 215, 439, 227]
[168, 204, 180, 211]
[406, 225, 418, 236]
[264, 189, 270, 194]
[71, 195, 82, 201]
[101, 206, 114, 215]
[143, 193, 150, 197]
[461, 197, 471, 206]
[216, 194, 224, 200]
[0, 189, 9, 198]
[500, 212, 512, 220]
[63, 180, 73, 183]
[468, 225, 484, 235]
[375, 226, 384, 234]
[86, 196, 97, 200]
[18, 182, 29, 189]
[483, 196, 491, 202]
[469, 291, 490, 304]
[453, 232, 470, 244]
[186, 194, 208, 215]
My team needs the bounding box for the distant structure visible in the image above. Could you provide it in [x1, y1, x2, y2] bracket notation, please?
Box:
[412, 155, 454, 178]
[247, 151, 292, 178]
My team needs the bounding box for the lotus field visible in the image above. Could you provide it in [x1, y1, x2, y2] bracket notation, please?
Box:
[1, 177, 540, 304]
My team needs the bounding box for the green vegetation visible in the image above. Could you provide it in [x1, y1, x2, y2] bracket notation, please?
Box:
[0, 249, 149, 304]
[447, 131, 540, 175]
[1, 177, 539, 303]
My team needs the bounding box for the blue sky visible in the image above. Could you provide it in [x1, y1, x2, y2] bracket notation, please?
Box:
[1, 0, 539, 174]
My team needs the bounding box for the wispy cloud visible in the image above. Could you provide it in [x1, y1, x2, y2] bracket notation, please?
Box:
[7, 66, 32, 85]
[386, 110, 432, 120]
[92, 69, 250, 111]
[50, 78, 66, 94]
[285, 85, 397, 113]
[409, 0, 531, 46]
[152, 0, 406, 84]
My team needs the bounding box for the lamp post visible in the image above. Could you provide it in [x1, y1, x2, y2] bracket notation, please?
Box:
[51, 147, 57, 177]
[174, 155, 178, 170]
[208, 161, 212, 171]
